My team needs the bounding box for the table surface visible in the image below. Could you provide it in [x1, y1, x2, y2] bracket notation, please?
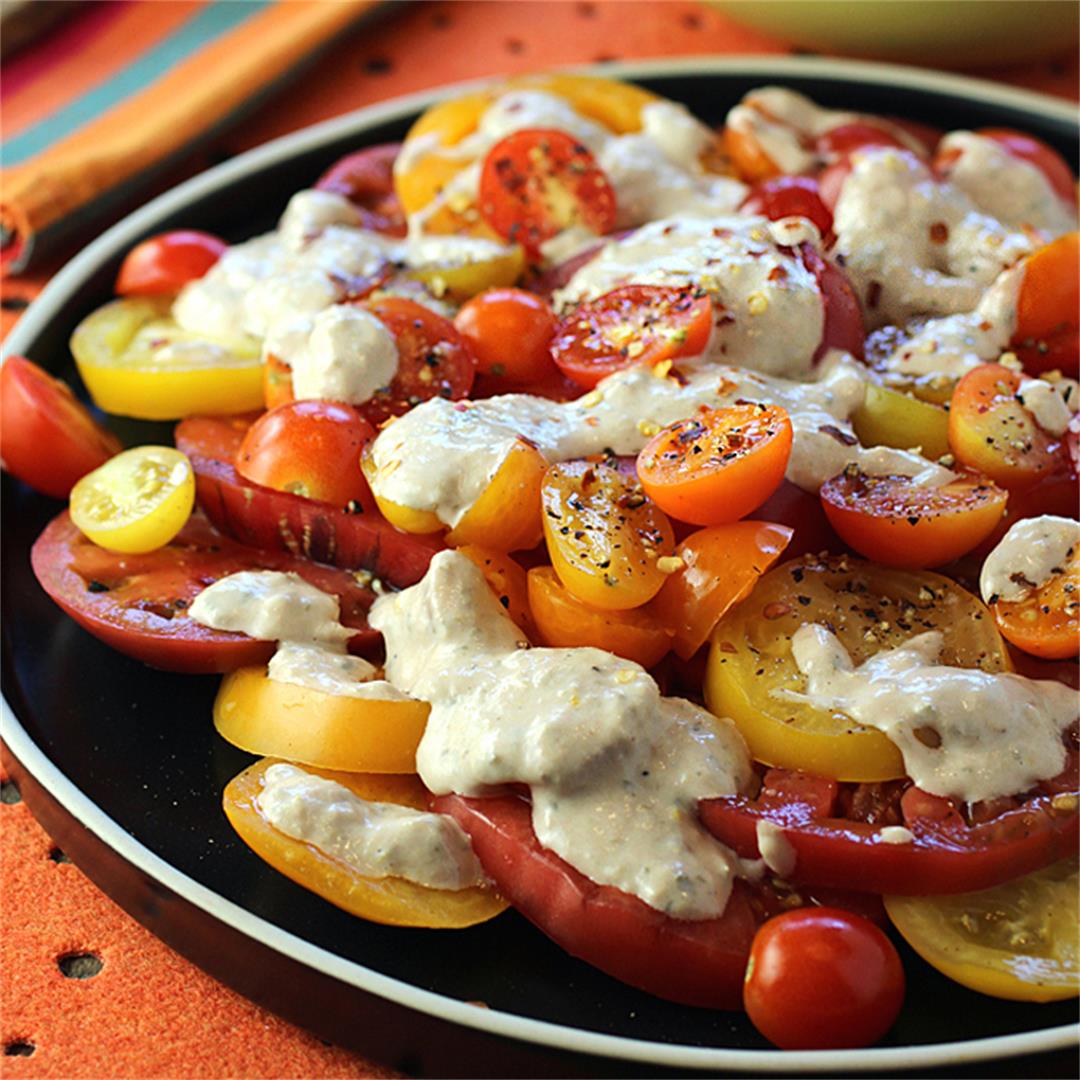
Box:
[2, 2, 1077, 1076]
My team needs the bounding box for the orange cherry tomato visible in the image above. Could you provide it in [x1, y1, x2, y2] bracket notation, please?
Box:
[235, 400, 375, 508]
[978, 129, 1078, 206]
[636, 404, 793, 526]
[478, 128, 617, 256]
[820, 468, 1008, 569]
[453, 287, 559, 388]
[992, 544, 1080, 660]
[262, 352, 295, 410]
[1011, 233, 1079, 378]
[457, 545, 536, 640]
[551, 285, 713, 390]
[526, 565, 672, 668]
[948, 364, 1066, 491]
[724, 125, 781, 183]
[115, 230, 226, 296]
[651, 521, 793, 659]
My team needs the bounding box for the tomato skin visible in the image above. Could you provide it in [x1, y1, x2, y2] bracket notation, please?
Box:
[743, 908, 904, 1050]
[551, 285, 713, 389]
[478, 128, 617, 256]
[1, 356, 122, 499]
[315, 143, 406, 236]
[434, 791, 764, 1008]
[235, 401, 375, 509]
[30, 510, 379, 673]
[739, 176, 833, 237]
[453, 288, 558, 388]
[115, 230, 227, 296]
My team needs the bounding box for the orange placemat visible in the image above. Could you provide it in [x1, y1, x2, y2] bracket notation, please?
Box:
[2, 3, 1077, 1076]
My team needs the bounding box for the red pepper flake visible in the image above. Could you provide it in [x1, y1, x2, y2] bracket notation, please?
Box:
[763, 602, 792, 620]
[866, 281, 882, 310]
[929, 222, 949, 245]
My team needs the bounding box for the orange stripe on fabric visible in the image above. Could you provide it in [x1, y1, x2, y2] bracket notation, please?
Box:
[1, 1, 206, 141]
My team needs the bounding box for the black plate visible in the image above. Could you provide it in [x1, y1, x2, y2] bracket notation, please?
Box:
[3, 59, 1078, 1076]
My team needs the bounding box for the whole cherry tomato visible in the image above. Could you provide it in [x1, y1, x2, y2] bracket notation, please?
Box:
[454, 287, 559, 388]
[115, 230, 227, 295]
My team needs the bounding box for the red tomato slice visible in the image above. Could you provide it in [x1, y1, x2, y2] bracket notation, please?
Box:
[739, 176, 833, 238]
[315, 142, 407, 236]
[551, 285, 713, 389]
[1, 356, 122, 499]
[478, 128, 617, 256]
[434, 791, 765, 1008]
[176, 416, 442, 588]
[700, 760, 1079, 897]
[799, 244, 865, 361]
[814, 122, 907, 162]
[115, 230, 227, 296]
[360, 297, 476, 424]
[30, 511, 379, 673]
[979, 128, 1078, 206]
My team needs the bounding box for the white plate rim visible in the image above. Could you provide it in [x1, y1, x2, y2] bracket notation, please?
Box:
[3, 54, 1078, 1072]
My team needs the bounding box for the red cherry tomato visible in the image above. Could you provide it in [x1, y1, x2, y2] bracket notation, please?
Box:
[315, 142, 406, 236]
[979, 128, 1078, 206]
[235, 400, 375, 508]
[739, 176, 833, 237]
[1, 356, 122, 499]
[115, 230, 227, 296]
[551, 285, 713, 389]
[815, 122, 907, 162]
[743, 908, 905, 1050]
[800, 244, 865, 361]
[453, 287, 559, 388]
[817, 159, 852, 213]
[478, 128, 617, 256]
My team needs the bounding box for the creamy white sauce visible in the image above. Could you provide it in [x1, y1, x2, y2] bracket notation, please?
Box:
[1017, 375, 1079, 436]
[267, 643, 410, 700]
[257, 763, 486, 889]
[785, 624, 1077, 803]
[878, 826, 915, 845]
[755, 819, 796, 878]
[936, 131, 1077, 239]
[369, 550, 753, 919]
[980, 515, 1080, 605]
[833, 148, 1035, 328]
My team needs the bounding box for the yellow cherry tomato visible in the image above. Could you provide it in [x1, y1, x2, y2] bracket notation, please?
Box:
[224, 758, 508, 929]
[362, 447, 444, 535]
[407, 244, 526, 301]
[885, 857, 1079, 1003]
[70, 297, 263, 419]
[705, 555, 1012, 781]
[541, 460, 676, 611]
[457, 544, 536, 639]
[69, 445, 195, 554]
[852, 383, 951, 462]
[214, 666, 429, 773]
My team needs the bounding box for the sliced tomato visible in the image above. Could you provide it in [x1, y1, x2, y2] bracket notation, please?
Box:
[551, 285, 713, 390]
[176, 415, 442, 588]
[0, 356, 122, 499]
[814, 122, 907, 162]
[799, 244, 865, 362]
[820, 468, 1007, 569]
[1011, 233, 1079, 378]
[978, 129, 1078, 206]
[478, 128, 617, 256]
[453, 287, 559, 388]
[637, 404, 793, 526]
[753, 479, 842, 559]
[435, 791, 765, 1008]
[992, 541, 1080, 660]
[115, 230, 227, 296]
[739, 176, 833, 238]
[360, 297, 476, 424]
[315, 143, 406, 236]
[699, 760, 1079, 897]
[30, 510, 379, 673]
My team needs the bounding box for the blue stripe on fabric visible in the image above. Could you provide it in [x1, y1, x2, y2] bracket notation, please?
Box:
[2, 0, 272, 166]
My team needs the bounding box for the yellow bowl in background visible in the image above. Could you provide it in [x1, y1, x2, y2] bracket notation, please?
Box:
[711, 0, 1079, 68]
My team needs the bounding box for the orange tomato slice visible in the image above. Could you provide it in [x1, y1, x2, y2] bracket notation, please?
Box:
[992, 544, 1080, 660]
[1011, 232, 1079, 377]
[457, 544, 536, 640]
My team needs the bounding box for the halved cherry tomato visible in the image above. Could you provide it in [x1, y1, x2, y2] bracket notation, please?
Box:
[262, 352, 295, 411]
[637, 404, 793, 526]
[70, 446, 195, 554]
[948, 364, 1066, 490]
[457, 545, 535, 640]
[0, 356, 121, 499]
[30, 510, 379, 672]
[453, 287, 559, 387]
[214, 665, 429, 773]
[820, 467, 1008, 569]
[478, 128, 616, 256]
[226, 759, 507, 929]
[435, 791, 766, 1008]
[315, 143, 406, 235]
[526, 565, 671, 667]
[978, 129, 1078, 206]
[743, 907, 904, 1050]
[1011, 233, 1079, 377]
[851, 383, 951, 462]
[739, 176, 833, 238]
[814, 122, 907, 163]
[650, 521, 792, 659]
[115, 230, 226, 296]
[705, 555, 1011, 781]
[541, 460, 675, 611]
[235, 401, 375, 509]
[992, 542, 1080, 660]
[551, 285, 713, 390]
[754, 479, 842, 560]
[885, 857, 1079, 1002]
[361, 297, 476, 423]
[408, 245, 526, 303]
[799, 243, 865, 362]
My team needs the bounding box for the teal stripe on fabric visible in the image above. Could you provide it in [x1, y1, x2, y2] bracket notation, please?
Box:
[2, 0, 272, 166]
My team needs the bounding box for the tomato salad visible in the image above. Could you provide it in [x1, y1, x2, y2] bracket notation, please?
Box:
[6, 74, 1079, 1050]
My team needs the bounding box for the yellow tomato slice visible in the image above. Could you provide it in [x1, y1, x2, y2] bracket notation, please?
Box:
[71, 297, 263, 419]
[214, 666, 429, 773]
[705, 555, 1012, 781]
[885, 857, 1079, 1002]
[457, 545, 536, 640]
[224, 758, 508, 929]
[852, 383, 951, 462]
[69, 445, 195, 554]
[407, 244, 526, 301]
